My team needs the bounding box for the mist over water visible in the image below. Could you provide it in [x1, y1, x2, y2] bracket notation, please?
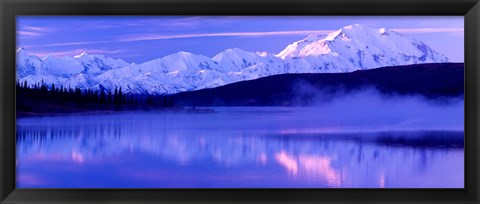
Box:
[290, 85, 464, 132]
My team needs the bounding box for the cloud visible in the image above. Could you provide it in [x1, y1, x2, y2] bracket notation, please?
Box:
[124, 17, 225, 29]
[391, 27, 463, 34]
[123, 27, 463, 41]
[95, 27, 466, 43]
[23, 40, 114, 48]
[17, 31, 43, 37]
[22, 30, 335, 48]
[118, 30, 336, 42]
[72, 22, 128, 31]
[17, 25, 55, 38]
[21, 27, 464, 48]
[164, 17, 206, 28]
[29, 49, 126, 58]
[23, 26, 52, 32]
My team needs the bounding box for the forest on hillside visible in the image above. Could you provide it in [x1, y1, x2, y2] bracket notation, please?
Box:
[16, 80, 175, 115]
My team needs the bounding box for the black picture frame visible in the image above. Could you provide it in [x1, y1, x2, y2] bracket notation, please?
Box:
[1, 0, 479, 203]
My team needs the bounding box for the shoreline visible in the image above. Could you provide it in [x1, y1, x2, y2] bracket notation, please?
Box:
[16, 107, 216, 118]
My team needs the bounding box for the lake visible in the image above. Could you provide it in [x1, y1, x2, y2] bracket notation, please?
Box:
[16, 106, 464, 188]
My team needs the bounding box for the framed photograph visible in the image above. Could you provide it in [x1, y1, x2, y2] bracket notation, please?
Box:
[1, 0, 479, 203]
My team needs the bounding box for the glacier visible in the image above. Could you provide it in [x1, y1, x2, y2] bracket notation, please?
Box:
[16, 24, 449, 95]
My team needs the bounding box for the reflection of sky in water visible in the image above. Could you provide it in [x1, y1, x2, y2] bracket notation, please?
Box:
[16, 107, 464, 188]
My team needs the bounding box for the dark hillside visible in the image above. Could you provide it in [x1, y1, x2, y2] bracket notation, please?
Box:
[173, 63, 464, 106]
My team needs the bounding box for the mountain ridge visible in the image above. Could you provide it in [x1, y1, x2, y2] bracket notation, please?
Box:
[17, 24, 450, 95]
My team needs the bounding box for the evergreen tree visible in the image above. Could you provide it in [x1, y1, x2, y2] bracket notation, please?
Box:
[118, 87, 123, 104]
[74, 87, 82, 99]
[114, 87, 118, 104]
[169, 96, 174, 107]
[40, 80, 47, 93]
[108, 91, 113, 104]
[163, 96, 167, 107]
[94, 90, 99, 103]
[147, 95, 154, 106]
[50, 83, 56, 99]
[17, 81, 157, 112]
[100, 90, 106, 104]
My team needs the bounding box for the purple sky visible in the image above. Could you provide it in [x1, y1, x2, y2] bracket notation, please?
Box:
[17, 16, 464, 63]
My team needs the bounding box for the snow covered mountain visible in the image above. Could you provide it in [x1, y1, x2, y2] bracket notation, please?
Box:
[16, 24, 450, 95]
[17, 47, 130, 89]
[277, 24, 448, 72]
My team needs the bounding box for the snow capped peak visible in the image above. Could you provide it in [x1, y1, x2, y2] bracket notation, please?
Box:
[228, 47, 244, 52]
[221, 47, 252, 55]
[275, 40, 308, 59]
[338, 24, 374, 35]
[41, 55, 52, 60]
[343, 23, 368, 30]
[379, 27, 387, 34]
[276, 33, 335, 59]
[16, 47, 26, 53]
[339, 24, 397, 39]
[16, 47, 32, 60]
[74, 51, 88, 58]
[16, 47, 131, 84]
[213, 47, 256, 62]
[256, 51, 270, 57]
[335, 24, 374, 38]
[323, 24, 383, 40]
[324, 29, 343, 41]
[276, 24, 448, 67]
[157, 51, 206, 64]
[176, 51, 192, 56]
[276, 26, 384, 59]
[16, 47, 30, 58]
[162, 51, 205, 61]
[211, 48, 261, 72]
[304, 34, 321, 42]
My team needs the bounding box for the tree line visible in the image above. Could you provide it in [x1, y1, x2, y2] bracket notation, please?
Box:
[16, 79, 175, 113]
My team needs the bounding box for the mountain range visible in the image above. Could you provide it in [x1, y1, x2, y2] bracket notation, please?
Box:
[16, 24, 449, 95]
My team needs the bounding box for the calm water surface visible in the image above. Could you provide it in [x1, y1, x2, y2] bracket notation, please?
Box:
[16, 107, 464, 188]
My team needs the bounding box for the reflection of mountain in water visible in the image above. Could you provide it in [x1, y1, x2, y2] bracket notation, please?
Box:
[17, 118, 463, 188]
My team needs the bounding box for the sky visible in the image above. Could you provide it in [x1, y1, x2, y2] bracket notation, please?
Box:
[17, 16, 464, 63]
